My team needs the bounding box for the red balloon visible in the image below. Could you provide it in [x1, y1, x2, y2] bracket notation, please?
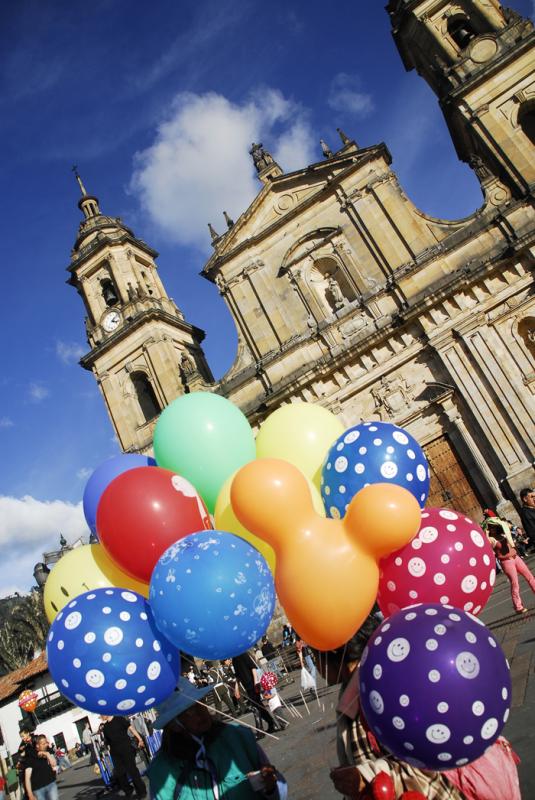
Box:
[370, 771, 395, 800]
[400, 793, 427, 800]
[378, 508, 495, 617]
[97, 467, 212, 583]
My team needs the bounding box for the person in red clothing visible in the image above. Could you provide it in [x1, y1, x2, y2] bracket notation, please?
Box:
[487, 518, 535, 613]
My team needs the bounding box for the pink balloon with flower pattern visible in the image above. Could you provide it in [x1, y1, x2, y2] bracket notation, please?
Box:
[377, 508, 496, 617]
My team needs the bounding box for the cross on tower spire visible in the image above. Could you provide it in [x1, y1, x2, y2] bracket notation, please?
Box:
[72, 165, 88, 197]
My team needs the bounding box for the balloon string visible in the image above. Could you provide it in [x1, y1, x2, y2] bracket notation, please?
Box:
[193, 697, 280, 741]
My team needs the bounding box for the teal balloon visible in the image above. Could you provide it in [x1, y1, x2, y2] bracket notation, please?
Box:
[153, 392, 255, 512]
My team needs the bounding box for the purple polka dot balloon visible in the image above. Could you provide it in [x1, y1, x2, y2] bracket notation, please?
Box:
[359, 603, 511, 771]
[46, 588, 180, 715]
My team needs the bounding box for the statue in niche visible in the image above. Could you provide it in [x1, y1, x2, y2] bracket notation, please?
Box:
[180, 352, 196, 377]
[326, 273, 347, 311]
[249, 142, 274, 173]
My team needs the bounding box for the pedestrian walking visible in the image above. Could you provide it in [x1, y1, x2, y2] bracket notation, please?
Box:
[101, 715, 147, 798]
[520, 488, 535, 550]
[24, 735, 58, 800]
[487, 518, 535, 614]
[205, 661, 238, 718]
[232, 652, 279, 738]
[148, 677, 287, 799]
[81, 722, 92, 756]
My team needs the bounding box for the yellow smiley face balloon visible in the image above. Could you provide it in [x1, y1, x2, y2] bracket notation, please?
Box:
[43, 543, 149, 623]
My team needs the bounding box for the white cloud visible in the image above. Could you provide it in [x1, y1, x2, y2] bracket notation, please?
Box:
[0, 496, 88, 597]
[0, 417, 14, 429]
[28, 382, 49, 402]
[130, 88, 316, 250]
[328, 73, 374, 117]
[76, 467, 92, 481]
[56, 340, 85, 365]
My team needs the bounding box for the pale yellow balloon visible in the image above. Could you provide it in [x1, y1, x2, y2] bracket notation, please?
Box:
[255, 402, 345, 489]
[44, 543, 149, 623]
[215, 468, 326, 571]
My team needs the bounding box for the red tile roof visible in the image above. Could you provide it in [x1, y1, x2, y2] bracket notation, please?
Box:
[0, 652, 48, 704]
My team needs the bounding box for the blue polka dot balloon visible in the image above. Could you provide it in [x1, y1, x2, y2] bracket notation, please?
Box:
[46, 588, 180, 715]
[150, 530, 276, 660]
[321, 421, 430, 518]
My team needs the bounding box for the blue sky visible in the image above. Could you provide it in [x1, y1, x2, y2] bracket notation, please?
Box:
[1, 0, 533, 596]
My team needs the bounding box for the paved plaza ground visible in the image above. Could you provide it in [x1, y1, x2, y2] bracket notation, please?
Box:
[55, 557, 535, 799]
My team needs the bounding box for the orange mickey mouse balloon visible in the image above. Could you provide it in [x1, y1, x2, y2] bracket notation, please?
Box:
[231, 458, 420, 650]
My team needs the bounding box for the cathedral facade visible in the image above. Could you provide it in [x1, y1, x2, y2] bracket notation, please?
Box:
[68, 0, 535, 521]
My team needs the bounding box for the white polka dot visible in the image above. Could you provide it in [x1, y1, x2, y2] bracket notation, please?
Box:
[64, 612, 82, 630]
[446, 524, 457, 532]
[426, 639, 438, 651]
[120, 611, 131, 622]
[488, 637, 497, 648]
[87, 594, 96, 600]
[392, 716, 405, 730]
[153, 640, 161, 652]
[404, 742, 414, 751]
[115, 679, 127, 690]
[455, 652, 480, 680]
[441, 554, 450, 565]
[408, 590, 418, 599]
[369, 426, 378, 431]
[57, 640, 64, 650]
[86, 670, 105, 688]
[334, 456, 348, 473]
[464, 601, 474, 612]
[386, 638, 410, 662]
[439, 510, 458, 520]
[369, 690, 384, 714]
[408, 557, 426, 577]
[406, 473, 413, 481]
[102, 653, 112, 663]
[381, 623, 391, 632]
[483, 554, 490, 566]
[374, 636, 383, 646]
[438, 753, 452, 762]
[358, 446, 367, 455]
[456, 758, 469, 766]
[84, 632, 96, 644]
[102, 607, 112, 615]
[140, 612, 148, 621]
[336, 442, 344, 452]
[373, 664, 382, 679]
[503, 709, 510, 723]
[465, 631, 477, 644]
[428, 670, 441, 683]
[437, 702, 448, 713]
[405, 612, 417, 621]
[449, 613, 461, 622]
[387, 580, 396, 592]
[324, 486, 331, 496]
[481, 718, 499, 740]
[411, 539, 423, 550]
[399, 694, 410, 707]
[469, 557, 477, 567]
[407, 449, 415, 459]
[454, 542, 463, 552]
[144, 697, 156, 707]
[121, 591, 138, 603]
[425, 608, 438, 616]
[416, 464, 427, 481]
[117, 699, 136, 711]
[386, 446, 394, 454]
[339, 485, 346, 494]
[419, 526, 438, 544]
[373, 438, 382, 446]
[433, 573, 446, 586]
[126, 662, 137, 675]
[354, 463, 365, 474]
[75, 694, 86, 703]
[61, 679, 69, 688]
[344, 431, 359, 444]
[73, 658, 81, 668]
[137, 685, 146, 693]
[470, 530, 485, 548]
[104, 627, 123, 646]
[380, 461, 398, 479]
[502, 687, 508, 700]
[472, 701, 485, 716]
[394, 557, 403, 566]
[463, 735, 474, 745]
[434, 624, 447, 636]
[490, 569, 496, 586]
[440, 595, 450, 604]
[147, 661, 161, 680]
[68, 600, 77, 608]
[393, 431, 409, 445]
[330, 506, 340, 519]
[425, 724, 451, 744]
[420, 493, 426, 502]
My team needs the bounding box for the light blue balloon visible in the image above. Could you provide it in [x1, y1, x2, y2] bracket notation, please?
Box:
[83, 454, 156, 534]
[150, 531, 276, 660]
[46, 588, 180, 715]
[321, 421, 430, 517]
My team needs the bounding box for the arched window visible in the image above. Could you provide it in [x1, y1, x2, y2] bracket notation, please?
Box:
[447, 15, 477, 49]
[131, 372, 160, 423]
[518, 102, 535, 147]
[101, 278, 119, 307]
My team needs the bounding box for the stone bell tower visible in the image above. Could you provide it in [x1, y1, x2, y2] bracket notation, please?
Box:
[388, 0, 535, 200]
[67, 169, 213, 453]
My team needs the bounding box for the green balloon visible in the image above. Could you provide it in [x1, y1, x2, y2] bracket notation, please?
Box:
[153, 392, 255, 513]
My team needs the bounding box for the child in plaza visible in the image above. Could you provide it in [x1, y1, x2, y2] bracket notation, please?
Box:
[261, 684, 289, 731]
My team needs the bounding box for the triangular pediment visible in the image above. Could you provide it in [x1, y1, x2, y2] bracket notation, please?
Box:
[203, 144, 389, 275]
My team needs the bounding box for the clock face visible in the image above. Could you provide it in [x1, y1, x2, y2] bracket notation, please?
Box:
[103, 311, 121, 332]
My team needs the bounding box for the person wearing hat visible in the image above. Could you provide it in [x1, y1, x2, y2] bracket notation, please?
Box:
[148, 677, 287, 799]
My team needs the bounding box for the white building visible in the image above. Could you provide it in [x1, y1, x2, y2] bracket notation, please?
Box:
[0, 653, 101, 758]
